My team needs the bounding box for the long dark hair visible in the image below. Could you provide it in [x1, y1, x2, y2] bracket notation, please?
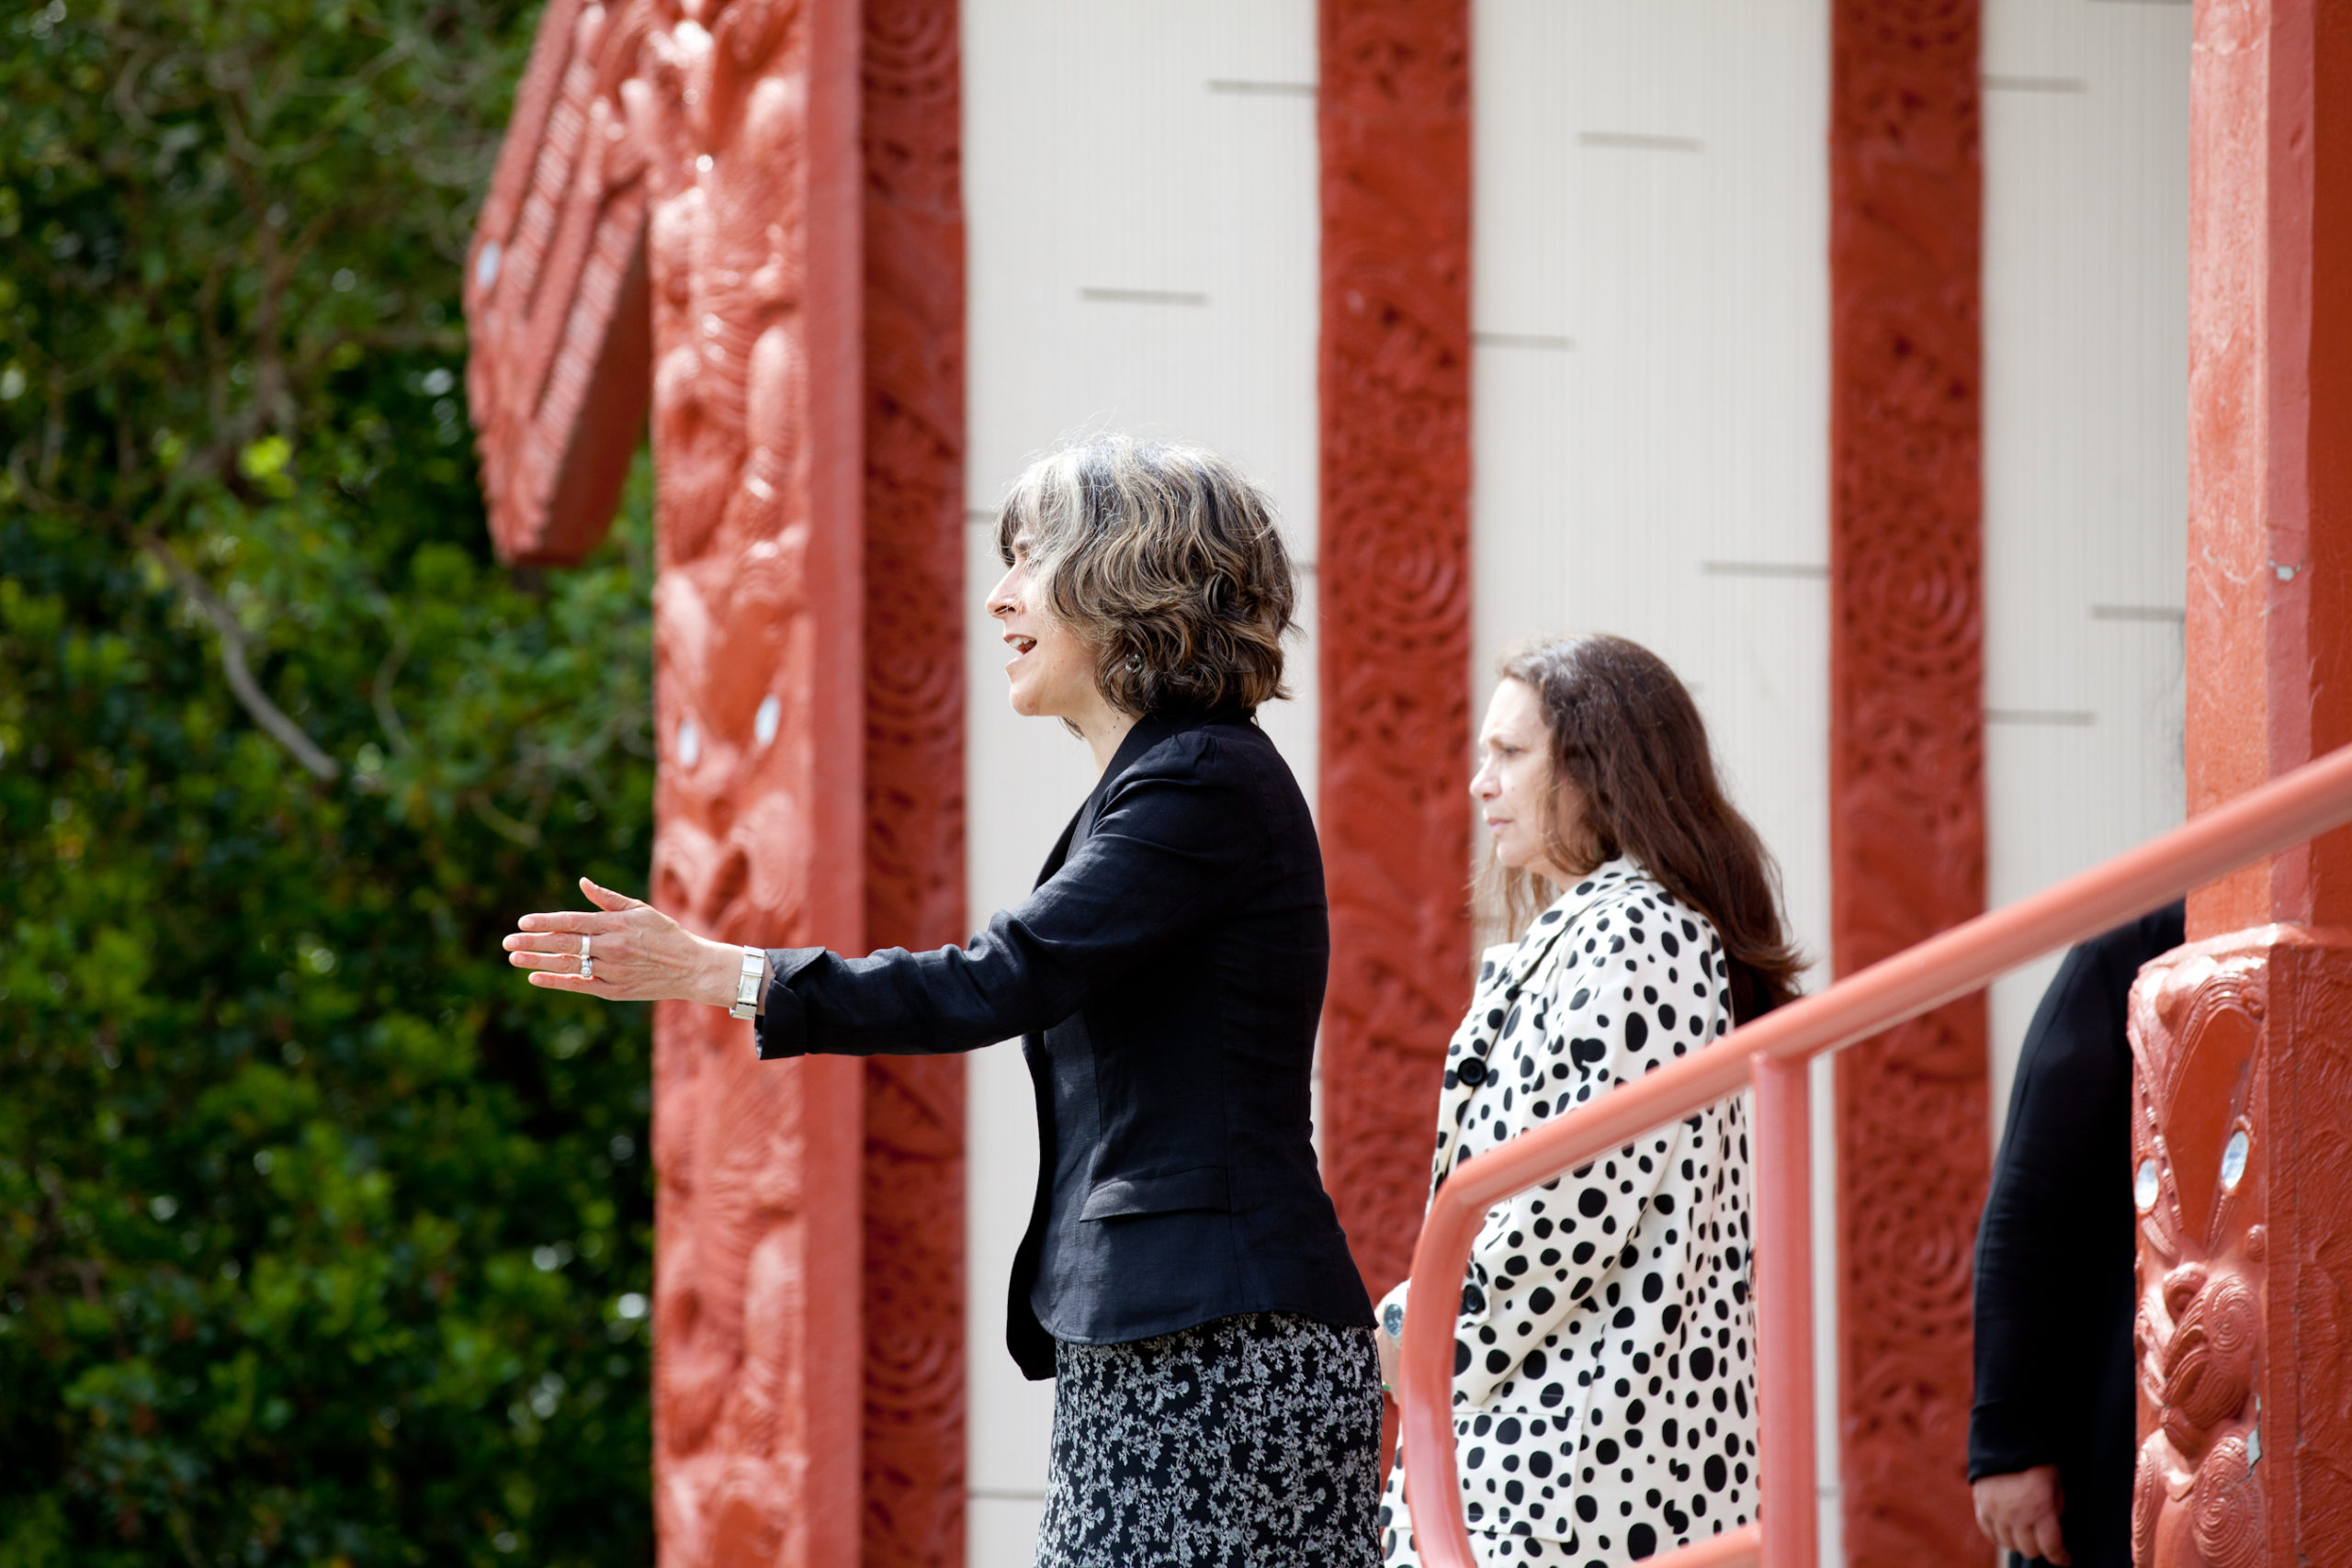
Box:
[1479, 634, 1805, 1021]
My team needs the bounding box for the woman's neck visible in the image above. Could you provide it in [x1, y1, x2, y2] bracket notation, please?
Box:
[1070, 698, 1139, 776]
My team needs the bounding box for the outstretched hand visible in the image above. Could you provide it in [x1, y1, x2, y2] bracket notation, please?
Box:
[503, 877, 741, 1008]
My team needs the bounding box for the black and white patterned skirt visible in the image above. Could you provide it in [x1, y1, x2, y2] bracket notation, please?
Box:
[1036, 1313, 1385, 1568]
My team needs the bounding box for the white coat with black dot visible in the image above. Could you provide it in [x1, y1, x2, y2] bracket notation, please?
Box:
[1378, 859, 1758, 1567]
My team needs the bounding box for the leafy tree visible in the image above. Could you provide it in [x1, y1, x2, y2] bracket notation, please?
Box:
[0, 1, 659, 1562]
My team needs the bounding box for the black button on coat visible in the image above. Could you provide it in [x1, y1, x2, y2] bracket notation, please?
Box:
[754, 706, 1374, 1380]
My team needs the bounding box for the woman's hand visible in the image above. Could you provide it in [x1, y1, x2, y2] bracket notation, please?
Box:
[1376, 1297, 1405, 1394]
[1973, 1464, 2069, 1566]
[503, 877, 744, 1008]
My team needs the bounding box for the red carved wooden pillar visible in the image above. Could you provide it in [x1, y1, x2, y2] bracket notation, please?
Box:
[856, 1, 966, 1563]
[1315, 0, 1476, 1301]
[463, 2, 966, 1563]
[2129, 4, 2352, 1562]
[1827, 1, 1988, 1560]
[637, 2, 867, 1562]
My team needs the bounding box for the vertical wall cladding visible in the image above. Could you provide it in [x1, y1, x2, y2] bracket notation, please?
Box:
[1317, 0, 1476, 1296]
[1977, 0, 2190, 1135]
[962, 6, 1324, 1553]
[857, 3, 966, 1566]
[1828, 0, 1988, 1561]
[1465, 1, 1837, 1539]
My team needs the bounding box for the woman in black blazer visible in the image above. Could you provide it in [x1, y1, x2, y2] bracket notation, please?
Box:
[505, 434, 1379, 1567]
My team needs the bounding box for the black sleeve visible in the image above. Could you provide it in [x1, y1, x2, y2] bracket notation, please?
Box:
[1969, 901, 2185, 1481]
[752, 735, 1258, 1059]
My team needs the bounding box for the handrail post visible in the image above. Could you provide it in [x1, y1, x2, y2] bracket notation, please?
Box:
[1752, 1055, 1817, 1568]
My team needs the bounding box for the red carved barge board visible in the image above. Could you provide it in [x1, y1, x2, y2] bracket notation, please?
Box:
[1316, 0, 1476, 1303]
[1828, 0, 1989, 1561]
[464, 2, 966, 1563]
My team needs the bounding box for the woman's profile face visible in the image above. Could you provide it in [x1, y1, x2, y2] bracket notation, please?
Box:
[987, 535, 1098, 721]
[1472, 677, 1584, 884]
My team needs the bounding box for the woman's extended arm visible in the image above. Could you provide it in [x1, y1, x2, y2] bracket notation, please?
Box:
[503, 734, 1260, 1055]
[757, 745, 1252, 1056]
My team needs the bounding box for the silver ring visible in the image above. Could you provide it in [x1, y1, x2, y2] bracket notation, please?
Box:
[580, 933, 594, 982]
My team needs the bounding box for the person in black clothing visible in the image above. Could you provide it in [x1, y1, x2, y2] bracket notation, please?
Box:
[1970, 900, 2187, 1568]
[503, 434, 1380, 1567]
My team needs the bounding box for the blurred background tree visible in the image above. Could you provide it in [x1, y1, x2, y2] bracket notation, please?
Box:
[0, 1, 659, 1562]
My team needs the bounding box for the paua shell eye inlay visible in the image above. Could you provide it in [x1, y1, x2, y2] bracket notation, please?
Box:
[2136, 1156, 2162, 1213]
[2221, 1130, 2251, 1193]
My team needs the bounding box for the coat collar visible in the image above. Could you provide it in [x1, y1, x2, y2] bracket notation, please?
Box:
[1430, 858, 1646, 1187]
[1034, 705, 1256, 887]
[1498, 857, 1644, 990]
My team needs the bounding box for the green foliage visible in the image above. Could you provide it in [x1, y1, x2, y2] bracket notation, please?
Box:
[0, 1, 659, 1562]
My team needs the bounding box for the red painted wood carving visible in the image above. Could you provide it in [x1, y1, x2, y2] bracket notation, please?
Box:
[1315, 0, 1475, 1299]
[463, 0, 654, 568]
[2152, 9, 2352, 1562]
[463, 2, 965, 1564]
[2127, 931, 2352, 1567]
[2184, 0, 2352, 939]
[1827, 0, 1988, 1559]
[855, 1, 966, 1564]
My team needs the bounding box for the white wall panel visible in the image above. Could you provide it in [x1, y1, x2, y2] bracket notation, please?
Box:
[1982, 2, 2190, 1135]
[961, 4, 1319, 1561]
[1471, 0, 1835, 1554]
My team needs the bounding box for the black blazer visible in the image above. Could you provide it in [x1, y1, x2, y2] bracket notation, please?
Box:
[754, 705, 1373, 1380]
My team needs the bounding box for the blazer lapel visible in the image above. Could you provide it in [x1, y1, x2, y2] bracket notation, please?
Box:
[1029, 710, 1194, 890]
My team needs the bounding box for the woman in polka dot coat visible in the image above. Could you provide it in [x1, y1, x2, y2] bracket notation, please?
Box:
[1376, 636, 1804, 1568]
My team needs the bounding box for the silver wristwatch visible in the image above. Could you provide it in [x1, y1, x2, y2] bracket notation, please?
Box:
[727, 946, 767, 1021]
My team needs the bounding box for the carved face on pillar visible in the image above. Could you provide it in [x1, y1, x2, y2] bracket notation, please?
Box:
[2129, 951, 2267, 1568]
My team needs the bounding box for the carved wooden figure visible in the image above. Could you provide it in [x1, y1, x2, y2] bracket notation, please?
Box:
[2127, 940, 2269, 1568]
[2126, 932, 2352, 1568]
[463, 1, 966, 1563]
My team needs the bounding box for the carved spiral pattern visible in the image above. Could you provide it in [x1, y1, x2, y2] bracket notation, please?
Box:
[1827, 0, 1986, 1562]
[1315, 0, 1475, 1299]
[856, 4, 966, 1564]
[2163, 1273, 2258, 1450]
[2133, 1433, 2166, 1568]
[2189, 1436, 2264, 1568]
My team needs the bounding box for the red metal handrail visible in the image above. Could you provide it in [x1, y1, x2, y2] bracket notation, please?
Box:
[1397, 741, 2352, 1568]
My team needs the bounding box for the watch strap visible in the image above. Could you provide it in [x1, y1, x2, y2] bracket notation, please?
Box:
[728, 946, 766, 1020]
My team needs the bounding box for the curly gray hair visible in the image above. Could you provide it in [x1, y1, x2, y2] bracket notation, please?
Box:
[992, 434, 1297, 716]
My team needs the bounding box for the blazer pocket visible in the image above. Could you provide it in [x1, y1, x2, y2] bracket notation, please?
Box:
[1079, 1165, 1232, 1221]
